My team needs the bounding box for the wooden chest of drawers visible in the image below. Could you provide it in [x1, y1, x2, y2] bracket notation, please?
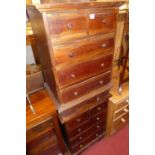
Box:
[27, 1, 124, 154]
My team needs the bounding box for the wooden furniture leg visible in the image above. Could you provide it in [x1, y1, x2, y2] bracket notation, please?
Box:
[53, 113, 67, 155]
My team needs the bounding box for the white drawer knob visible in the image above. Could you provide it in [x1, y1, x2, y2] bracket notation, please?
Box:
[124, 108, 128, 113]
[121, 118, 126, 123]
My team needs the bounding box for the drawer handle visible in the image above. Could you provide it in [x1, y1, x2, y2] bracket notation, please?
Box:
[76, 118, 81, 122]
[124, 108, 129, 113]
[97, 125, 100, 129]
[78, 128, 81, 132]
[96, 117, 100, 121]
[99, 80, 104, 85]
[74, 91, 78, 96]
[121, 118, 126, 123]
[79, 136, 83, 140]
[96, 133, 99, 137]
[66, 23, 73, 30]
[68, 52, 74, 58]
[101, 63, 105, 67]
[102, 19, 106, 24]
[126, 99, 129, 103]
[80, 144, 83, 148]
[96, 97, 100, 102]
[101, 43, 107, 48]
[98, 107, 102, 111]
[71, 74, 75, 78]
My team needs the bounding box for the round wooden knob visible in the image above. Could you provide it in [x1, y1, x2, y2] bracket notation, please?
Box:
[96, 133, 99, 137]
[76, 118, 81, 122]
[96, 117, 100, 121]
[98, 107, 101, 111]
[124, 108, 128, 113]
[126, 99, 129, 103]
[74, 91, 78, 96]
[101, 43, 106, 48]
[99, 80, 103, 84]
[97, 125, 100, 129]
[71, 74, 75, 78]
[78, 128, 81, 132]
[101, 63, 105, 67]
[68, 52, 74, 58]
[80, 144, 83, 148]
[79, 136, 82, 140]
[96, 97, 100, 102]
[66, 23, 73, 30]
[102, 19, 106, 24]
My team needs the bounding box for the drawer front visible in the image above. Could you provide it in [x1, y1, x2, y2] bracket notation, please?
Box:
[70, 128, 104, 153]
[56, 54, 113, 87]
[61, 90, 110, 122]
[89, 9, 117, 35]
[27, 129, 57, 155]
[65, 110, 90, 131]
[90, 100, 108, 116]
[46, 10, 89, 44]
[114, 105, 129, 119]
[116, 99, 129, 111]
[53, 36, 114, 67]
[26, 119, 54, 143]
[113, 113, 129, 131]
[68, 121, 105, 147]
[91, 110, 107, 122]
[60, 71, 111, 103]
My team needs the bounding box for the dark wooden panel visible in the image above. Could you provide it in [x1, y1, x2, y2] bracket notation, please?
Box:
[89, 8, 117, 35]
[59, 71, 111, 104]
[56, 54, 113, 88]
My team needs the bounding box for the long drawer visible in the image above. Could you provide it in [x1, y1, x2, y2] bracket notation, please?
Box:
[56, 54, 113, 88]
[53, 35, 114, 67]
[59, 71, 111, 103]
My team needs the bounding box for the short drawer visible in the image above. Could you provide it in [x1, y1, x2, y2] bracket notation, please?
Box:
[68, 121, 105, 148]
[113, 113, 129, 131]
[116, 99, 129, 111]
[70, 128, 104, 153]
[114, 105, 129, 119]
[91, 110, 107, 123]
[46, 10, 89, 44]
[59, 71, 111, 103]
[65, 110, 90, 131]
[89, 9, 117, 35]
[53, 35, 114, 67]
[26, 119, 54, 143]
[56, 54, 113, 88]
[90, 100, 108, 116]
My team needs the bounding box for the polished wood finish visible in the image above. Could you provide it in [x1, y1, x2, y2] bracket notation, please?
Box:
[27, 1, 124, 153]
[106, 66, 129, 136]
[26, 89, 67, 154]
